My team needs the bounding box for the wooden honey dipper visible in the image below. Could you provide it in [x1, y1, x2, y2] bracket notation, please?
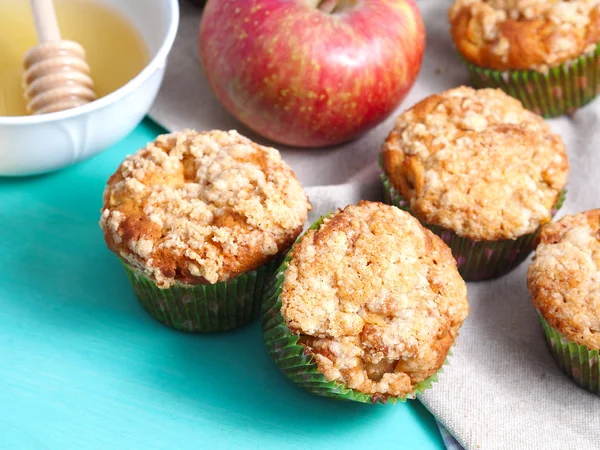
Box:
[23, 0, 97, 115]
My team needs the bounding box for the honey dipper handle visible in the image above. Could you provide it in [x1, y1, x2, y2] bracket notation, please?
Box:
[30, 0, 61, 43]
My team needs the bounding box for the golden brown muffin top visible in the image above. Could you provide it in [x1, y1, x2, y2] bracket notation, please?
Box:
[382, 87, 569, 241]
[280, 201, 469, 398]
[449, 0, 600, 71]
[100, 129, 310, 288]
[528, 210, 600, 349]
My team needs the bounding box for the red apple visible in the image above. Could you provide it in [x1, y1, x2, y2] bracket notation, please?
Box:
[199, 0, 425, 148]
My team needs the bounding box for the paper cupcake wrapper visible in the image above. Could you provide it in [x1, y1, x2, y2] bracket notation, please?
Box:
[261, 215, 443, 404]
[464, 43, 600, 118]
[539, 314, 599, 395]
[380, 170, 565, 281]
[122, 258, 279, 333]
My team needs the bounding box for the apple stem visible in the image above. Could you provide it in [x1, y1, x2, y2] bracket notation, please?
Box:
[317, 0, 338, 13]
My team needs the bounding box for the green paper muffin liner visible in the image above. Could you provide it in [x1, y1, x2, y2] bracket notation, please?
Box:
[261, 216, 444, 404]
[464, 43, 600, 118]
[539, 314, 599, 395]
[122, 258, 279, 333]
[380, 169, 565, 281]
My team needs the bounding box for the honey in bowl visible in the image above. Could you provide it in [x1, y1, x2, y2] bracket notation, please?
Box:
[0, 0, 149, 116]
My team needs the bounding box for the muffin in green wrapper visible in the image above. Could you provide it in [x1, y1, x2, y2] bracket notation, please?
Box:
[262, 202, 469, 403]
[122, 257, 279, 332]
[528, 210, 600, 395]
[449, 0, 600, 118]
[381, 87, 569, 281]
[100, 129, 310, 332]
[539, 316, 600, 394]
[381, 169, 566, 282]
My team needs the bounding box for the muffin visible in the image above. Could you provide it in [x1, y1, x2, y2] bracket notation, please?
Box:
[381, 86, 569, 281]
[528, 210, 600, 394]
[100, 129, 311, 332]
[262, 201, 469, 403]
[449, 0, 600, 117]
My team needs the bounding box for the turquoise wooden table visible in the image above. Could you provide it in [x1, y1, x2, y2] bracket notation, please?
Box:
[0, 118, 445, 450]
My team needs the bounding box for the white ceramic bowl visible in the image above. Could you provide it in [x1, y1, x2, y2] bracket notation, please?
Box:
[0, 0, 179, 176]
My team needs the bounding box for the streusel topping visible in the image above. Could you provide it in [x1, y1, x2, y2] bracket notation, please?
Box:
[100, 129, 310, 288]
[382, 87, 569, 241]
[450, 0, 600, 70]
[528, 210, 600, 349]
[280, 201, 469, 397]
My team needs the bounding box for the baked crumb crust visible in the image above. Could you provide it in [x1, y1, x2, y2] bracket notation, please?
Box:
[528, 210, 600, 349]
[382, 86, 569, 241]
[280, 201, 469, 397]
[449, 0, 600, 71]
[100, 129, 310, 288]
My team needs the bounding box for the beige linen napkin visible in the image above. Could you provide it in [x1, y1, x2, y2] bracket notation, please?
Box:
[149, 2, 600, 449]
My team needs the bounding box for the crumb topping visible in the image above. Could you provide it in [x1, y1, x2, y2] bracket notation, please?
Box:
[280, 201, 469, 397]
[100, 129, 310, 288]
[528, 210, 600, 349]
[382, 87, 569, 241]
[449, 0, 600, 71]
